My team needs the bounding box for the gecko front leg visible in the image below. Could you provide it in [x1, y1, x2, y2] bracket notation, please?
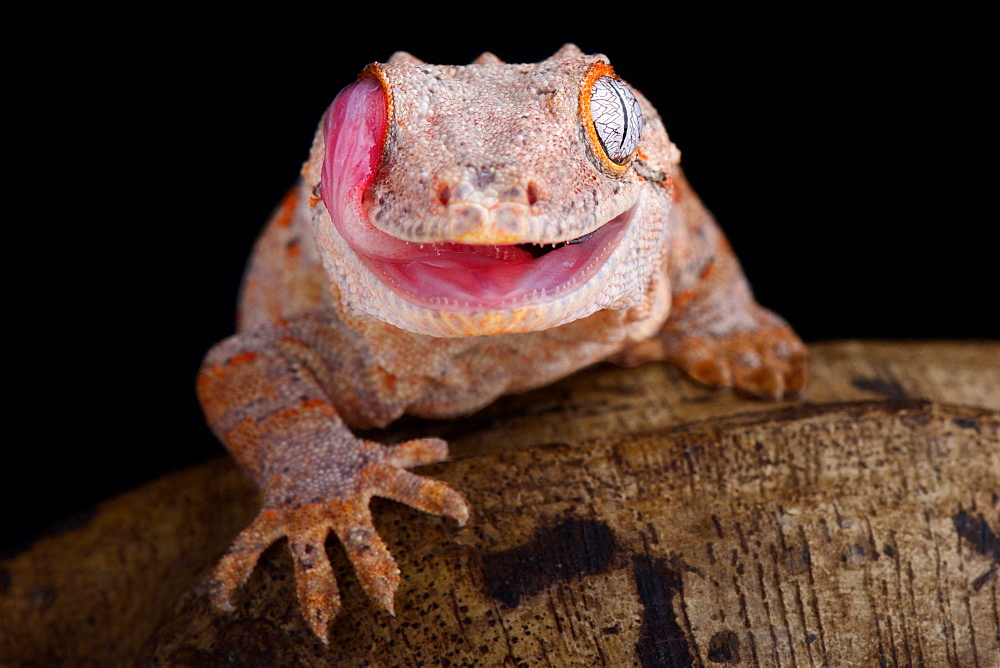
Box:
[617, 169, 809, 399]
[196, 313, 468, 642]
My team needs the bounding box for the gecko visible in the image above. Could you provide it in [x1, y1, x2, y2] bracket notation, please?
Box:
[197, 44, 808, 642]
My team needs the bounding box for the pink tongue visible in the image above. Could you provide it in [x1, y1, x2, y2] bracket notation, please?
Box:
[320, 77, 386, 237]
[320, 76, 624, 310]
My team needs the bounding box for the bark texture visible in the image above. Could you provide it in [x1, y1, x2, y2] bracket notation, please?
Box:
[1, 341, 998, 666]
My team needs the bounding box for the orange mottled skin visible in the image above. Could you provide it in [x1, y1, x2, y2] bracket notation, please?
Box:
[198, 45, 807, 642]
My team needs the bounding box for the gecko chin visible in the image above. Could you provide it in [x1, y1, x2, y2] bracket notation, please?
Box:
[335, 205, 636, 313]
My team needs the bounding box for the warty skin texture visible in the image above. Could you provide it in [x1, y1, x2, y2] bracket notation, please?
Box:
[197, 43, 808, 642]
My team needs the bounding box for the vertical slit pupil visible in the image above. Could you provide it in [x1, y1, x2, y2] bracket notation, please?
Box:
[592, 77, 638, 164]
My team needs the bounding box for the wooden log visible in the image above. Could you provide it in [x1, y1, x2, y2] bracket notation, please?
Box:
[1, 341, 997, 666]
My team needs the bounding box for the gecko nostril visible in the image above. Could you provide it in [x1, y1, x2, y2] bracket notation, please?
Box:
[526, 181, 540, 206]
[436, 184, 451, 206]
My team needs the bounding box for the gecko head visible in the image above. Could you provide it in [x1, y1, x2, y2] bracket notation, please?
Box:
[303, 44, 677, 337]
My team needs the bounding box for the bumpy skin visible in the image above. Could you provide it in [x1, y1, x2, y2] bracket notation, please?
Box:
[197, 44, 807, 642]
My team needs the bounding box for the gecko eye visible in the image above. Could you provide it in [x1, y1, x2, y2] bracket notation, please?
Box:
[589, 76, 642, 164]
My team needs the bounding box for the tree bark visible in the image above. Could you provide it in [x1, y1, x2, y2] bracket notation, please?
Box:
[2, 341, 998, 666]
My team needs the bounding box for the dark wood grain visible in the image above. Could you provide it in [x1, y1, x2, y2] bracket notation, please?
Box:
[1, 341, 997, 666]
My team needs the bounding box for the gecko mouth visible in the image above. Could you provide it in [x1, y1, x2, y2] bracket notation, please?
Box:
[318, 77, 635, 313]
[334, 206, 635, 312]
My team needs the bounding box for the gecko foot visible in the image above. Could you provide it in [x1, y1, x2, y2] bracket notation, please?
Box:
[207, 437, 468, 643]
[662, 307, 809, 400]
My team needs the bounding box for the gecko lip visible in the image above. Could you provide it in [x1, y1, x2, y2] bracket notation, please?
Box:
[335, 205, 636, 312]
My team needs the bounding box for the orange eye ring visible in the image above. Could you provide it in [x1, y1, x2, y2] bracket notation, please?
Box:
[579, 61, 641, 177]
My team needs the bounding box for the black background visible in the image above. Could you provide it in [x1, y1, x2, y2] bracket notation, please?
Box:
[6, 6, 995, 550]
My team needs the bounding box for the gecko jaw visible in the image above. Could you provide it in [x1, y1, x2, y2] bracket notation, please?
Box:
[335, 204, 635, 313]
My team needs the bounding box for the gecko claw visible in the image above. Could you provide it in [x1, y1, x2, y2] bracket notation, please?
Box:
[369, 574, 398, 615]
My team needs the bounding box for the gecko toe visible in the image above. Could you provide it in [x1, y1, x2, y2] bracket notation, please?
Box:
[733, 364, 784, 400]
[383, 437, 450, 468]
[332, 510, 401, 614]
[782, 348, 810, 397]
[371, 464, 470, 525]
[665, 335, 732, 388]
[289, 527, 340, 643]
[208, 511, 286, 613]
